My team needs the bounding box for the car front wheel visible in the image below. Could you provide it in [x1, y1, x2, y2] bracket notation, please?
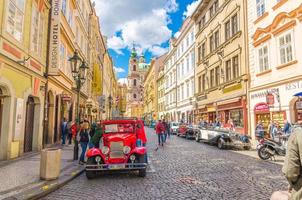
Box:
[217, 138, 225, 149]
[138, 154, 147, 177]
[195, 134, 200, 142]
[86, 157, 97, 179]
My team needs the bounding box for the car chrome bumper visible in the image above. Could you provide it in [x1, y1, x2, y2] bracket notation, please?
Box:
[85, 163, 147, 171]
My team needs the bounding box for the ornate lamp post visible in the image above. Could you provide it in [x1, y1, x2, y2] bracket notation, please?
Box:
[68, 50, 88, 160]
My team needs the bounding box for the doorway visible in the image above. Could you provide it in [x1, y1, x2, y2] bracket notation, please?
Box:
[24, 96, 35, 153]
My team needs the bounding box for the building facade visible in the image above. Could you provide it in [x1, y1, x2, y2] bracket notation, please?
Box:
[126, 46, 149, 118]
[157, 61, 166, 120]
[192, 0, 249, 134]
[143, 54, 166, 124]
[248, 0, 302, 139]
[164, 39, 177, 121]
[0, 0, 50, 160]
[174, 18, 195, 123]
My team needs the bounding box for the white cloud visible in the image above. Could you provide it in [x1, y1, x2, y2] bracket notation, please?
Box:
[107, 36, 126, 55]
[149, 45, 168, 57]
[113, 66, 126, 73]
[94, 0, 178, 56]
[183, 0, 202, 18]
[174, 31, 181, 38]
[118, 78, 128, 85]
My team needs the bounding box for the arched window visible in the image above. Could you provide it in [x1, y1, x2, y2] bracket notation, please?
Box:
[133, 79, 137, 86]
[133, 94, 137, 99]
[133, 65, 136, 71]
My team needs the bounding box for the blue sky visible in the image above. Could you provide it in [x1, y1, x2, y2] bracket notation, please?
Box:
[95, 0, 200, 82]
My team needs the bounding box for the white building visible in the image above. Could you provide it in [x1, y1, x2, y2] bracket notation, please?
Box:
[175, 18, 195, 123]
[248, 0, 302, 139]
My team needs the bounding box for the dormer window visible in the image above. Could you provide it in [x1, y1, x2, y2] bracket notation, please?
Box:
[133, 65, 136, 71]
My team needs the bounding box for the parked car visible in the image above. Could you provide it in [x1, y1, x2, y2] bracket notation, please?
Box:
[85, 118, 148, 179]
[195, 127, 251, 150]
[177, 124, 187, 137]
[170, 122, 179, 135]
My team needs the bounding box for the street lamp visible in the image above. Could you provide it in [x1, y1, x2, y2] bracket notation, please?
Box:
[69, 50, 89, 160]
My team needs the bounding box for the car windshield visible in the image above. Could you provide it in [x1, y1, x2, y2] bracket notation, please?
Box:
[104, 123, 135, 133]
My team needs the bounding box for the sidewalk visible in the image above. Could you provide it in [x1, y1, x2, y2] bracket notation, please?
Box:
[232, 149, 285, 166]
[0, 145, 84, 200]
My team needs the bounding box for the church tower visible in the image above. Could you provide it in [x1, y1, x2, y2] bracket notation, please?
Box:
[126, 45, 150, 117]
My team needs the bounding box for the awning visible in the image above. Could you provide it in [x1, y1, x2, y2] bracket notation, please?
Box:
[294, 92, 302, 97]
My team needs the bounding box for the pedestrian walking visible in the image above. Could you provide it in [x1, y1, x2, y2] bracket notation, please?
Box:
[61, 118, 68, 145]
[166, 121, 171, 138]
[268, 121, 275, 139]
[162, 119, 168, 142]
[155, 120, 165, 147]
[255, 121, 265, 141]
[283, 120, 292, 135]
[67, 120, 73, 145]
[281, 127, 302, 200]
[79, 124, 89, 165]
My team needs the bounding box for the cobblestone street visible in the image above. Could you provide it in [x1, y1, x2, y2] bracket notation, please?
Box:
[43, 128, 288, 200]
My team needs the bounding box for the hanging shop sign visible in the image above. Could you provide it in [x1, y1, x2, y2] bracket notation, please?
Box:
[254, 103, 269, 112]
[48, 0, 61, 75]
[266, 93, 275, 106]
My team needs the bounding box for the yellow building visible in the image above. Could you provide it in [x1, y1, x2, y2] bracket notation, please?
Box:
[45, 0, 94, 147]
[117, 83, 127, 116]
[0, 0, 50, 160]
[143, 54, 166, 123]
[192, 0, 249, 133]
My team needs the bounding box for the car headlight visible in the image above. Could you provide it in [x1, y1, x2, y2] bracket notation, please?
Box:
[123, 146, 131, 154]
[95, 156, 101, 163]
[101, 146, 109, 155]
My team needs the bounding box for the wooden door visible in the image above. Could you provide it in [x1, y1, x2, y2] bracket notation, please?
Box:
[24, 97, 35, 153]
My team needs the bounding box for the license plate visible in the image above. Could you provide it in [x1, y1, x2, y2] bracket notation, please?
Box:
[108, 164, 125, 170]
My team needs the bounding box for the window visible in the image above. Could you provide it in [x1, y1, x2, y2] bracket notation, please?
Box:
[230, 109, 243, 127]
[186, 36, 190, 48]
[256, 0, 265, 17]
[134, 94, 137, 99]
[62, 0, 67, 16]
[210, 69, 215, 88]
[6, 0, 25, 41]
[191, 52, 195, 68]
[202, 74, 206, 91]
[187, 82, 190, 97]
[225, 60, 232, 82]
[214, 0, 219, 12]
[201, 42, 205, 60]
[181, 85, 184, 100]
[199, 15, 206, 30]
[68, 5, 73, 27]
[186, 56, 190, 72]
[210, 35, 214, 52]
[279, 33, 293, 65]
[190, 31, 194, 43]
[198, 76, 202, 93]
[209, 5, 214, 18]
[232, 56, 239, 79]
[214, 30, 219, 49]
[177, 87, 180, 101]
[215, 66, 220, 86]
[231, 14, 238, 35]
[225, 20, 231, 40]
[133, 64, 136, 71]
[31, 4, 44, 55]
[133, 79, 137, 86]
[258, 46, 269, 72]
[191, 79, 194, 96]
[60, 43, 66, 70]
[198, 46, 202, 62]
[182, 61, 185, 75]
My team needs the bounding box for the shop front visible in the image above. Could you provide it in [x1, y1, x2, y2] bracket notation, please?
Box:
[249, 80, 302, 140]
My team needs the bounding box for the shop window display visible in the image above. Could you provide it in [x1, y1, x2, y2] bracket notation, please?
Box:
[230, 109, 243, 128]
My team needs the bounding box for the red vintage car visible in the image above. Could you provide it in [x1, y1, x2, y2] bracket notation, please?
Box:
[85, 119, 147, 179]
[177, 124, 188, 137]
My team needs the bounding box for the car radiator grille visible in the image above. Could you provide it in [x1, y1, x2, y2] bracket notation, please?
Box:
[110, 141, 124, 158]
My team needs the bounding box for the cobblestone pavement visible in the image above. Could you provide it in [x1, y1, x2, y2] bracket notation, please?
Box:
[43, 128, 287, 200]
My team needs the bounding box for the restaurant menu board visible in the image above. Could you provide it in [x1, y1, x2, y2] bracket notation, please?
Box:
[272, 112, 285, 128]
[256, 113, 270, 134]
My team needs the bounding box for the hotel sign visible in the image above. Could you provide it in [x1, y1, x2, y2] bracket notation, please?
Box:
[48, 0, 61, 75]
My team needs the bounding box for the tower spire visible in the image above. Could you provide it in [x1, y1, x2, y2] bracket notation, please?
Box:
[131, 41, 137, 58]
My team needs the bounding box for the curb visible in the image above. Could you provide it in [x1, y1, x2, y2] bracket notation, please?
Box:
[4, 165, 85, 200]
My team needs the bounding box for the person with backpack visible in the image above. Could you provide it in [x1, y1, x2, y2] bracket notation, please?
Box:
[79, 124, 89, 165]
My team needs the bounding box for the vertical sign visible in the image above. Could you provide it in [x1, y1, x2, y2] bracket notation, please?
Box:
[14, 98, 24, 140]
[48, 0, 61, 75]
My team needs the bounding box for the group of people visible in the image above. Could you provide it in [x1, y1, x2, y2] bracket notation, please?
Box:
[61, 118, 103, 165]
[199, 118, 235, 131]
[255, 120, 292, 141]
[155, 119, 171, 147]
